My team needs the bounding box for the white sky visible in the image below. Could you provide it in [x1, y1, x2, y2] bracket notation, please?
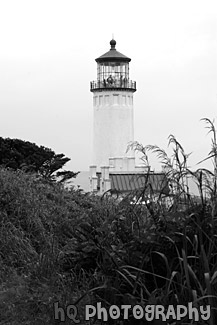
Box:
[0, 0, 217, 173]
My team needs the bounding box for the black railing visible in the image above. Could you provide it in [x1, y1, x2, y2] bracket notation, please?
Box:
[90, 79, 136, 92]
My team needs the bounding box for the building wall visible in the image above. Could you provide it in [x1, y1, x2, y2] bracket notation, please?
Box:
[93, 90, 134, 169]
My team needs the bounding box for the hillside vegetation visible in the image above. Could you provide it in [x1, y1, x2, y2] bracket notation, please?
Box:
[0, 119, 217, 324]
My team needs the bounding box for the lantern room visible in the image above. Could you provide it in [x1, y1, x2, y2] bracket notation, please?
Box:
[90, 39, 136, 92]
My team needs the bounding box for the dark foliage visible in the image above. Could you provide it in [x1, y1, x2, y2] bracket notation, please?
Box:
[0, 136, 78, 182]
[1, 118, 217, 324]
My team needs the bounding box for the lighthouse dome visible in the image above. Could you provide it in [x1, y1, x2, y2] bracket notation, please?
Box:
[95, 39, 131, 63]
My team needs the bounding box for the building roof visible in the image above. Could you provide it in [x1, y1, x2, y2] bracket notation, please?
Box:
[96, 39, 131, 63]
[109, 172, 170, 195]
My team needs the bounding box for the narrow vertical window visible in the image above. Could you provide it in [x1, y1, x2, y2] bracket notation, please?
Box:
[99, 95, 103, 105]
[113, 94, 119, 104]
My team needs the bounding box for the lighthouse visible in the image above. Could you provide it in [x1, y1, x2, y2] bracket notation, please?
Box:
[89, 39, 151, 194]
[90, 39, 136, 170]
[85, 39, 169, 195]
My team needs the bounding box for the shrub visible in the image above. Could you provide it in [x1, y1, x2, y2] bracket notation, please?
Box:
[1, 118, 217, 324]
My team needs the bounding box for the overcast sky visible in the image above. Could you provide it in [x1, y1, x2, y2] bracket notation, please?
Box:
[0, 0, 216, 173]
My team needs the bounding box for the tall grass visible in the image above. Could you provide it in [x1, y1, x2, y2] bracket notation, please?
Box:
[83, 118, 217, 324]
[0, 118, 217, 324]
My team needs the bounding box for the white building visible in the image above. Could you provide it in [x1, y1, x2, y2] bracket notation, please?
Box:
[89, 39, 167, 195]
[90, 39, 136, 169]
[70, 39, 169, 196]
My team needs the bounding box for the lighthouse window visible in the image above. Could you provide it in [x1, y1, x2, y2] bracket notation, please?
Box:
[113, 94, 119, 105]
[95, 61, 133, 90]
[99, 95, 103, 105]
[128, 96, 131, 104]
[105, 95, 109, 105]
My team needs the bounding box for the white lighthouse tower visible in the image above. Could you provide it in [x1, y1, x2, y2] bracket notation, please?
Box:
[72, 39, 167, 195]
[89, 39, 148, 194]
[90, 39, 136, 168]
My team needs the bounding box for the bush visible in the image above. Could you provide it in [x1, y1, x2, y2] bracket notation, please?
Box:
[1, 118, 217, 324]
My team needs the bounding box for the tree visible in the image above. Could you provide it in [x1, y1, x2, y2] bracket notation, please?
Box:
[0, 137, 79, 183]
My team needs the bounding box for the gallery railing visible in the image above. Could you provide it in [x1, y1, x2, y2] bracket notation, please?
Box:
[90, 79, 136, 92]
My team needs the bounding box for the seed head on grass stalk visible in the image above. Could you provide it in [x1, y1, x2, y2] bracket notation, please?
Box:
[128, 135, 192, 210]
[196, 118, 217, 220]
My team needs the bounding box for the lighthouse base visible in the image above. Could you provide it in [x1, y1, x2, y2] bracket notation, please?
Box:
[89, 156, 150, 195]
